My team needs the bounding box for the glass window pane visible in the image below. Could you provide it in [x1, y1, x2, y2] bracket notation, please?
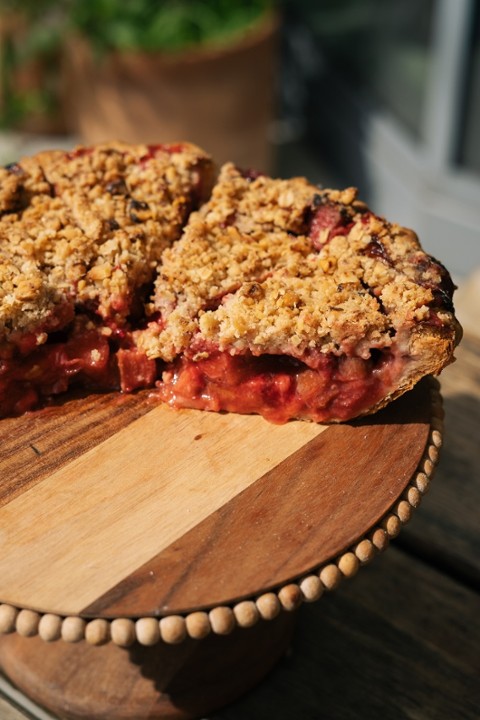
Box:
[457, 1, 480, 173]
[306, 0, 436, 139]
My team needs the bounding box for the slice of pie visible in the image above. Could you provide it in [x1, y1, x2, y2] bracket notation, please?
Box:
[1, 147, 461, 423]
[139, 163, 462, 423]
[0, 141, 214, 417]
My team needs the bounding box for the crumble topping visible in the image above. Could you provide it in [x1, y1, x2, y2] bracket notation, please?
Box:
[0, 253, 71, 348]
[0, 141, 213, 346]
[140, 163, 447, 363]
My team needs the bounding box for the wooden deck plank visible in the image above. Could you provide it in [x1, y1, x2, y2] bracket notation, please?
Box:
[0, 695, 31, 720]
[212, 547, 480, 720]
[0, 674, 56, 720]
[400, 333, 480, 588]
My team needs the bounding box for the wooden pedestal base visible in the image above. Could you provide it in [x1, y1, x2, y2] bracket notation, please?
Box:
[0, 611, 295, 720]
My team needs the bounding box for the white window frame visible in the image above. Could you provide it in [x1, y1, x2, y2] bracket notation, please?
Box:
[330, 0, 480, 278]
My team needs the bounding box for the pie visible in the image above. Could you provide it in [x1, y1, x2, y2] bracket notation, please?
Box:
[139, 163, 462, 423]
[0, 141, 214, 417]
[0, 144, 461, 423]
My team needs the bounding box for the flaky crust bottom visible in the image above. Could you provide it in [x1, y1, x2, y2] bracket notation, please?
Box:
[357, 319, 462, 421]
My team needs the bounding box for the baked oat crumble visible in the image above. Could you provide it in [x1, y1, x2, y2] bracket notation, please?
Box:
[140, 163, 455, 364]
[0, 140, 213, 344]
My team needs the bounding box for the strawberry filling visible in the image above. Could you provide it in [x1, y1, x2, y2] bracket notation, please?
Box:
[0, 327, 114, 417]
[310, 202, 354, 250]
[156, 349, 405, 424]
[139, 143, 186, 163]
[0, 321, 156, 417]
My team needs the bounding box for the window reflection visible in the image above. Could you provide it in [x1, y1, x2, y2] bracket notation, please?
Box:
[458, 1, 480, 173]
[307, 0, 435, 139]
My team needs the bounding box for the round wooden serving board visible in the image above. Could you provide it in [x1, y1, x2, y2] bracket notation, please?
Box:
[0, 378, 436, 621]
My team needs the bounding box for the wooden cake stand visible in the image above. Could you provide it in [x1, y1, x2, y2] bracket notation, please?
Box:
[0, 377, 443, 720]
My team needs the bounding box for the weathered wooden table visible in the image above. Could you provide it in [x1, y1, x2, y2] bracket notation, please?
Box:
[0, 332, 478, 720]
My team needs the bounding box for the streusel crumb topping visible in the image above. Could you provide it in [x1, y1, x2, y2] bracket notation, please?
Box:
[140, 163, 452, 362]
[0, 141, 213, 345]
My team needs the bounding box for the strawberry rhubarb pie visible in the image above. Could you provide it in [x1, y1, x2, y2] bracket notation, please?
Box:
[0, 143, 461, 423]
[0, 141, 214, 417]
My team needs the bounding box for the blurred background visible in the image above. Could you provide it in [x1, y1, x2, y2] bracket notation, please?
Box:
[0, 0, 479, 323]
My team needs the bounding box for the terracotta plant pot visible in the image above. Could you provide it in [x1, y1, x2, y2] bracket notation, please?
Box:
[0, 12, 66, 134]
[63, 13, 279, 172]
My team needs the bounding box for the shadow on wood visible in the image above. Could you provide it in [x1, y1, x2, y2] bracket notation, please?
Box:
[0, 610, 295, 719]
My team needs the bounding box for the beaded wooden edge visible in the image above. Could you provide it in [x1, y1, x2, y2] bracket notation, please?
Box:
[0, 379, 443, 648]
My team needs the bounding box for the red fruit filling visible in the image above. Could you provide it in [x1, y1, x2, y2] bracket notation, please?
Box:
[0, 321, 156, 417]
[116, 348, 157, 393]
[139, 143, 186, 163]
[310, 203, 353, 250]
[156, 349, 407, 424]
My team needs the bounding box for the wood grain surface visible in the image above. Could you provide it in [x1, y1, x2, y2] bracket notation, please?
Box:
[0, 380, 433, 618]
[400, 332, 480, 589]
[211, 547, 480, 720]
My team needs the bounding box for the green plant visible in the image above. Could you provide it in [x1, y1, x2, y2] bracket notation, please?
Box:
[0, 0, 274, 129]
[67, 0, 273, 54]
[0, 0, 65, 129]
